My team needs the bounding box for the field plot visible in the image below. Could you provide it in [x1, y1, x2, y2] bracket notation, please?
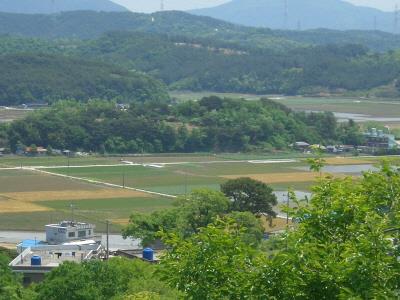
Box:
[0, 108, 30, 123]
[0, 169, 173, 232]
[171, 91, 400, 120]
[0, 155, 393, 232]
[45, 160, 314, 195]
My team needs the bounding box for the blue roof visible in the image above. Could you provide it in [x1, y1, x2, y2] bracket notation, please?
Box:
[18, 239, 46, 248]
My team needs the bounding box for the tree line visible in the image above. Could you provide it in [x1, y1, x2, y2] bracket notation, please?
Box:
[0, 97, 363, 154]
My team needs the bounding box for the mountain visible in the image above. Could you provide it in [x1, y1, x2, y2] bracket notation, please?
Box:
[190, 0, 397, 33]
[1, 10, 400, 52]
[0, 53, 169, 105]
[0, 0, 127, 14]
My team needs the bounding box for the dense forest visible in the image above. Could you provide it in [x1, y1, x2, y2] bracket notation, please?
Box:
[0, 53, 169, 105]
[1, 11, 400, 98]
[0, 97, 361, 153]
[1, 31, 400, 98]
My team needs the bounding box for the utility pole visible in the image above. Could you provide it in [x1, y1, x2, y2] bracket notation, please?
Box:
[297, 20, 301, 31]
[122, 172, 125, 188]
[70, 203, 75, 222]
[286, 191, 290, 225]
[106, 220, 110, 260]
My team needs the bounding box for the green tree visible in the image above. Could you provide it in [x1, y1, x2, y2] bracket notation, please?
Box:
[123, 189, 230, 245]
[160, 218, 256, 300]
[0, 254, 26, 300]
[221, 177, 277, 217]
[35, 259, 160, 300]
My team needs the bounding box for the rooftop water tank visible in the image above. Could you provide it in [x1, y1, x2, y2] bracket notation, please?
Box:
[31, 255, 42, 266]
[143, 248, 154, 261]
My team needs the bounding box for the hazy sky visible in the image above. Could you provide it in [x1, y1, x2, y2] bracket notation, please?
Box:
[112, 0, 400, 13]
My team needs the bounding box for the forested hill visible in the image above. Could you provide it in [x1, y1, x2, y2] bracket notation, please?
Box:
[2, 33, 400, 96]
[0, 54, 169, 105]
[2, 10, 400, 52]
[190, 0, 395, 33]
[3, 97, 356, 153]
[0, 0, 127, 14]
[62, 32, 400, 95]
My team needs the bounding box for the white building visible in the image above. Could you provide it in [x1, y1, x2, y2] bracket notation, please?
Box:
[45, 221, 95, 245]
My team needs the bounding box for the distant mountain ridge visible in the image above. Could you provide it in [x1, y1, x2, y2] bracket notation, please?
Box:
[190, 0, 397, 33]
[0, 0, 127, 14]
[1, 10, 400, 52]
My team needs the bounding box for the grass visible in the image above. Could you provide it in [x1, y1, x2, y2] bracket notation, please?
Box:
[0, 154, 393, 232]
[171, 91, 400, 118]
[0, 108, 30, 123]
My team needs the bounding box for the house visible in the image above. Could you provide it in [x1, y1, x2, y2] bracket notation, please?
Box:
[0, 147, 5, 156]
[45, 221, 96, 245]
[10, 243, 103, 284]
[290, 141, 310, 151]
[25, 146, 47, 156]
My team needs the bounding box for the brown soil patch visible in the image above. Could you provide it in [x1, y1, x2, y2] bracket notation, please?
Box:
[222, 172, 322, 184]
[261, 216, 293, 232]
[1, 189, 151, 202]
[323, 157, 374, 165]
[111, 218, 130, 225]
[0, 199, 50, 213]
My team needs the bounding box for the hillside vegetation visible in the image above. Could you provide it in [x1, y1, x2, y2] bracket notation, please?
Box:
[2, 97, 360, 153]
[1, 10, 400, 52]
[2, 32, 400, 97]
[0, 54, 169, 105]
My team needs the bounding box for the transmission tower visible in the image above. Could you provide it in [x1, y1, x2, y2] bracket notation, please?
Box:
[395, 4, 399, 33]
[373, 15, 377, 31]
[160, 0, 165, 11]
[284, 0, 288, 29]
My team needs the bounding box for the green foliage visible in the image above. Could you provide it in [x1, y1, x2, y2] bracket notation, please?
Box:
[0, 253, 25, 300]
[158, 165, 400, 298]
[2, 21, 400, 96]
[160, 218, 257, 300]
[0, 53, 169, 105]
[34, 258, 178, 300]
[123, 189, 230, 246]
[306, 145, 327, 177]
[221, 177, 277, 217]
[6, 97, 338, 153]
[225, 211, 265, 246]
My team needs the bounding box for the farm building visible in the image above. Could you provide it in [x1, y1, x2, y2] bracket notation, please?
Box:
[45, 221, 96, 245]
[364, 128, 397, 150]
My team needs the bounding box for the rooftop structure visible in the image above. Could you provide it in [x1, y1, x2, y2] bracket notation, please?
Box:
[45, 221, 96, 245]
[364, 128, 397, 150]
[10, 243, 103, 284]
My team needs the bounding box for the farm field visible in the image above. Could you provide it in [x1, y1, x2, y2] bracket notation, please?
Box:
[0, 169, 173, 232]
[0, 107, 30, 123]
[0, 154, 395, 232]
[171, 91, 400, 119]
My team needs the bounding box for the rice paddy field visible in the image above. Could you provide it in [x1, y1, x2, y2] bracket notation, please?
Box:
[0, 153, 394, 233]
[171, 92, 400, 126]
